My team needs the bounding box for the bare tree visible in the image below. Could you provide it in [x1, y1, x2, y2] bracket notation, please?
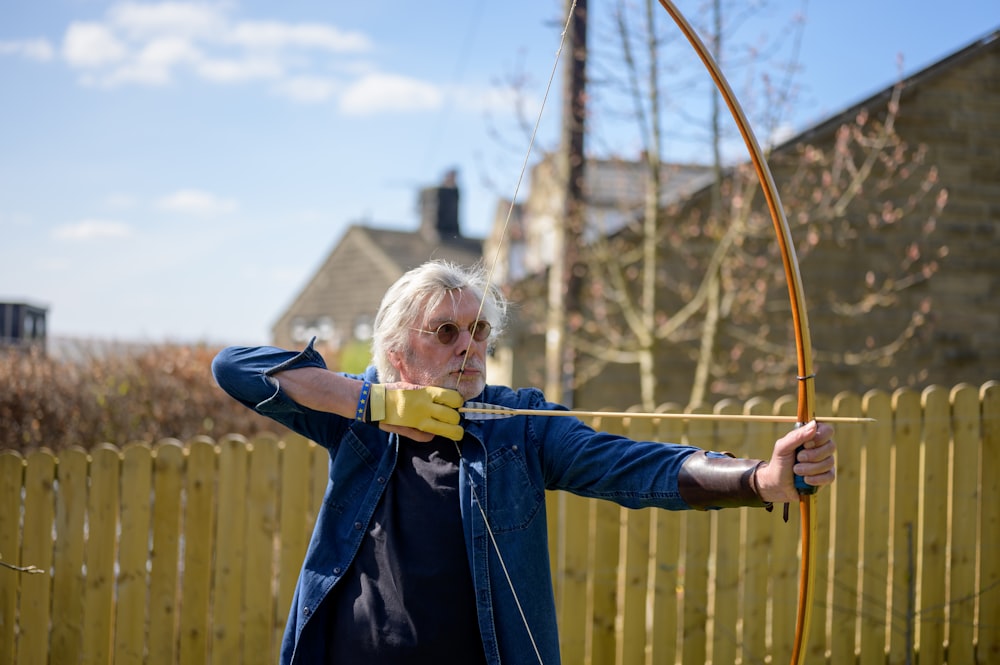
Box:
[532, 0, 946, 407]
[558, 0, 808, 408]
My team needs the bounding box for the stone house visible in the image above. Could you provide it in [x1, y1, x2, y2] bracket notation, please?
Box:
[490, 29, 1000, 409]
[270, 172, 482, 367]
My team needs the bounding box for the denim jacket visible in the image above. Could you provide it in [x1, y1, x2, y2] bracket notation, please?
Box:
[212, 340, 706, 665]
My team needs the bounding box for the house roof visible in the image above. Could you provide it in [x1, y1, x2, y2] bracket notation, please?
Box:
[354, 226, 483, 273]
[269, 222, 483, 345]
[583, 158, 715, 210]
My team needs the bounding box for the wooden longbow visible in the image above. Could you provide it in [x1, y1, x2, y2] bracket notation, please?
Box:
[654, 2, 820, 662]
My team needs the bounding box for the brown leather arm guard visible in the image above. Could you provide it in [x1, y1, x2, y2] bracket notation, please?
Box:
[677, 451, 773, 511]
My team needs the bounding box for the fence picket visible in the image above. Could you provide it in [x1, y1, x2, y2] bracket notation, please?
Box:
[950, 384, 980, 664]
[148, 440, 185, 665]
[860, 391, 893, 663]
[556, 491, 590, 662]
[712, 403, 746, 665]
[82, 445, 121, 664]
[0, 450, 25, 665]
[889, 389, 922, 663]
[614, 414, 649, 665]
[681, 410, 712, 665]
[980, 381, 1000, 662]
[647, 405, 686, 665]
[115, 443, 153, 665]
[741, 398, 776, 663]
[20, 449, 56, 664]
[769, 396, 799, 663]
[178, 438, 217, 665]
[50, 447, 87, 663]
[244, 435, 280, 665]
[591, 480, 620, 664]
[212, 436, 250, 665]
[830, 390, 863, 665]
[919, 385, 950, 664]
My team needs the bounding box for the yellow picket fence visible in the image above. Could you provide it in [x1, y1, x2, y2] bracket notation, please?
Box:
[1, 383, 998, 664]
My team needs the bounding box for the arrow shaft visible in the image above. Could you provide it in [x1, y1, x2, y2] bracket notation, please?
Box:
[459, 405, 873, 424]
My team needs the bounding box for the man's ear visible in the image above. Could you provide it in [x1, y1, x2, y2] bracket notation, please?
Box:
[388, 349, 404, 372]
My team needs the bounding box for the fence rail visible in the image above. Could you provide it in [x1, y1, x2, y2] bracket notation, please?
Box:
[1, 383, 998, 664]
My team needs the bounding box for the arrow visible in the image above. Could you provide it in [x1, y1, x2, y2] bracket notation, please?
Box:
[460, 402, 875, 424]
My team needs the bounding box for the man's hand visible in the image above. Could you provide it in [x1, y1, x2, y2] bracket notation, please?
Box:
[755, 421, 837, 504]
[370, 383, 464, 442]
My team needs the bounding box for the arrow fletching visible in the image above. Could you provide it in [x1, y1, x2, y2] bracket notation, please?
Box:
[460, 402, 520, 420]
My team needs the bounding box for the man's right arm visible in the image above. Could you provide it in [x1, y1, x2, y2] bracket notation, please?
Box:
[211, 343, 354, 442]
[212, 344, 464, 442]
[267, 366, 366, 420]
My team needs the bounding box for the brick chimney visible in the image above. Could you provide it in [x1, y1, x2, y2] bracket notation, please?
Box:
[419, 169, 460, 243]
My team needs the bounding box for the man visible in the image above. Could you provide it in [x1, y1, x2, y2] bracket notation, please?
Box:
[212, 260, 836, 665]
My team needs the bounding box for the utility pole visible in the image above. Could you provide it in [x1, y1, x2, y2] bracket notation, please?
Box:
[545, 0, 587, 403]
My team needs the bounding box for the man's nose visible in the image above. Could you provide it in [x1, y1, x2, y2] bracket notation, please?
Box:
[452, 330, 474, 352]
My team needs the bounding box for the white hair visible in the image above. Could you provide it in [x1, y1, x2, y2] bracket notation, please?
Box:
[371, 260, 508, 382]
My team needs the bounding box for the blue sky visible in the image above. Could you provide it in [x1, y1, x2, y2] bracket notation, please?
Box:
[1, 1, 996, 346]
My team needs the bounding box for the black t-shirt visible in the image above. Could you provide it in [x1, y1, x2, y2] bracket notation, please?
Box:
[321, 437, 488, 664]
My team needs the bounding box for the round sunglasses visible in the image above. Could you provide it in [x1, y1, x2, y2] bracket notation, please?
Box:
[412, 320, 492, 345]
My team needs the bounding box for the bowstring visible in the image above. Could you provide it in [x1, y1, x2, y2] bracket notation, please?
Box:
[455, 0, 579, 389]
[451, 3, 579, 663]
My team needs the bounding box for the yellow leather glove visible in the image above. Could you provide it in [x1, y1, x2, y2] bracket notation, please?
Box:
[369, 384, 465, 441]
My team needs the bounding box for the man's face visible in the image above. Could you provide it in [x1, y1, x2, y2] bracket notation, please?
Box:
[389, 288, 489, 401]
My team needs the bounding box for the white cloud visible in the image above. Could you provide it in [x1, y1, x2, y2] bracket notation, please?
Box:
[273, 75, 339, 103]
[98, 35, 202, 85]
[19, 2, 395, 108]
[157, 189, 238, 216]
[451, 84, 528, 114]
[52, 219, 133, 241]
[108, 1, 228, 41]
[0, 39, 56, 62]
[228, 21, 371, 52]
[340, 73, 443, 115]
[197, 55, 283, 83]
[141, 35, 201, 67]
[53, 2, 375, 92]
[63, 22, 128, 68]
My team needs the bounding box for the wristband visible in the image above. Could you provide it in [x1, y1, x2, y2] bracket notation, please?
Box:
[749, 462, 774, 512]
[355, 381, 372, 421]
